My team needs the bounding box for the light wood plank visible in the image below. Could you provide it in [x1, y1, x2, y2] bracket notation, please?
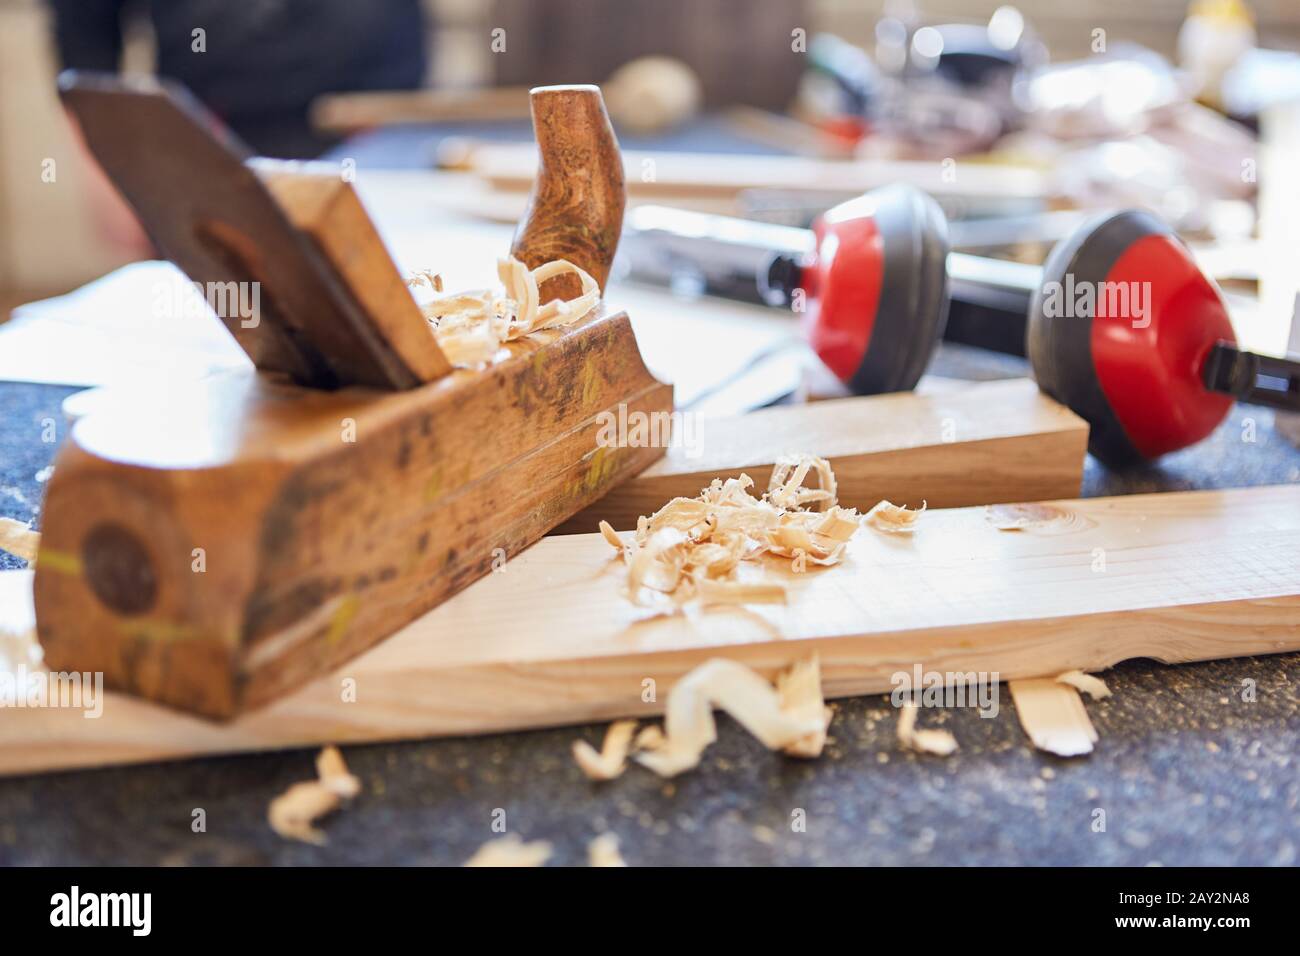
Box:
[560, 378, 1089, 532]
[4, 485, 1299, 776]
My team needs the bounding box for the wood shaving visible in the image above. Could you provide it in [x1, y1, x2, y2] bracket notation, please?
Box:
[767, 454, 837, 512]
[407, 256, 600, 368]
[1055, 669, 1112, 700]
[572, 719, 637, 781]
[587, 833, 628, 867]
[267, 745, 362, 845]
[864, 499, 925, 533]
[896, 702, 959, 756]
[1008, 678, 1098, 757]
[776, 655, 833, 759]
[463, 834, 553, 867]
[0, 518, 39, 563]
[315, 744, 362, 797]
[602, 455, 862, 609]
[634, 657, 831, 778]
[632, 725, 666, 752]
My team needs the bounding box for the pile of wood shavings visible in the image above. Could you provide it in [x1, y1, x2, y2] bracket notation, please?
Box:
[407, 256, 600, 367]
[267, 746, 362, 844]
[573, 655, 831, 781]
[599, 454, 864, 609]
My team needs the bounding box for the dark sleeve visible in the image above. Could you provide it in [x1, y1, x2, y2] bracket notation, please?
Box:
[48, 0, 128, 71]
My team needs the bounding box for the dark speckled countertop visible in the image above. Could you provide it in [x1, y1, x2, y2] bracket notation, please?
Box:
[1, 343, 1297, 866]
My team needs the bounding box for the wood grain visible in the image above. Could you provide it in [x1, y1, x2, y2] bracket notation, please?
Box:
[558, 378, 1089, 533]
[9, 485, 1299, 776]
[510, 86, 625, 301]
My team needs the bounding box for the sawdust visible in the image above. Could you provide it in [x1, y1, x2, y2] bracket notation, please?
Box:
[407, 256, 599, 367]
[600, 455, 862, 609]
[267, 745, 362, 845]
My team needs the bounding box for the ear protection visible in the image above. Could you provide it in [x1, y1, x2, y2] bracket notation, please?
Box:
[801, 188, 1292, 466]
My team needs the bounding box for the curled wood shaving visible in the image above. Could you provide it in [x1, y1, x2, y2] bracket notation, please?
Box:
[634, 657, 831, 778]
[776, 655, 833, 759]
[463, 834, 553, 867]
[572, 719, 637, 781]
[267, 745, 362, 845]
[632, 724, 666, 752]
[1056, 669, 1112, 700]
[407, 256, 600, 368]
[864, 500, 926, 534]
[603, 456, 862, 609]
[767, 454, 837, 512]
[588, 833, 628, 867]
[896, 702, 958, 756]
[0, 518, 39, 564]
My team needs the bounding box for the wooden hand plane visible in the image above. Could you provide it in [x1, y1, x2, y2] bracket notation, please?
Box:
[36, 74, 672, 719]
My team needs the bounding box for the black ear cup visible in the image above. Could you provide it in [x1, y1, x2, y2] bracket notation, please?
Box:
[1027, 210, 1167, 467]
[848, 185, 951, 395]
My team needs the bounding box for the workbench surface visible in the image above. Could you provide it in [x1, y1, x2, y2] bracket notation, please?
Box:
[2, 344, 1297, 866]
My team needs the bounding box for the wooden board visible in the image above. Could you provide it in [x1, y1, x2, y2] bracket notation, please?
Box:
[5, 485, 1299, 777]
[470, 143, 1049, 201]
[559, 378, 1088, 532]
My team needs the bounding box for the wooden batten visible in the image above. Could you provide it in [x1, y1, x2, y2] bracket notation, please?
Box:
[560, 378, 1089, 533]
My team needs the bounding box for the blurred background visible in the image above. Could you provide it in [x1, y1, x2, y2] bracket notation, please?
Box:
[2, 0, 1299, 367]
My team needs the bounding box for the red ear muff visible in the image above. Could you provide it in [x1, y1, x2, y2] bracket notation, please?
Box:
[1027, 210, 1235, 466]
[806, 184, 950, 395]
